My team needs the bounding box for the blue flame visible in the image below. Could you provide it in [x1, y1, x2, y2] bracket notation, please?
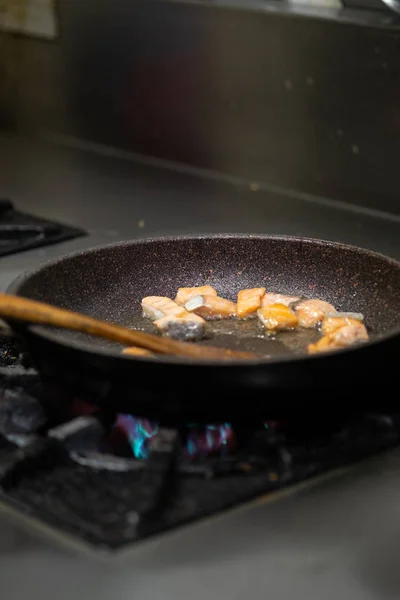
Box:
[186, 423, 232, 457]
[116, 415, 159, 459]
[116, 415, 233, 459]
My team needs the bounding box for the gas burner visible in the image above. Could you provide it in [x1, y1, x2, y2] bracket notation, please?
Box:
[115, 415, 236, 460]
[0, 365, 399, 549]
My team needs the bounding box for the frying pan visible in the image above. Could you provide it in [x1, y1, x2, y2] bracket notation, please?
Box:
[6, 234, 400, 422]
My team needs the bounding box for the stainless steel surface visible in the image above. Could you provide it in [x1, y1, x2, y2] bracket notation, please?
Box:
[2, 1, 400, 215]
[1, 133, 399, 285]
[380, 0, 400, 14]
[2, 447, 400, 599]
[341, 0, 395, 14]
[0, 132, 400, 598]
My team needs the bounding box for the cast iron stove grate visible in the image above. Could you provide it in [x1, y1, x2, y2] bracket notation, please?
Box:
[0, 199, 86, 257]
[0, 337, 399, 550]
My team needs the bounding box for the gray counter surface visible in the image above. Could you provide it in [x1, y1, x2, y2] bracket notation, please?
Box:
[1, 133, 399, 284]
[0, 133, 400, 600]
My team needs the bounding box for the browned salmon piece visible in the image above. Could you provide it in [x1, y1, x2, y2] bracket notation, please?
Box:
[321, 312, 364, 335]
[154, 312, 207, 341]
[308, 322, 368, 354]
[257, 303, 298, 331]
[237, 288, 266, 318]
[262, 293, 300, 308]
[294, 299, 336, 328]
[122, 346, 153, 357]
[175, 286, 217, 306]
[308, 336, 334, 354]
[184, 295, 237, 319]
[141, 296, 185, 321]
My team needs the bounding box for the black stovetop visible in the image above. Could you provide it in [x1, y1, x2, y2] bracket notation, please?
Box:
[0, 336, 399, 550]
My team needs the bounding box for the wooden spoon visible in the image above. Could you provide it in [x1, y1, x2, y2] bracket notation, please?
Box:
[0, 293, 256, 361]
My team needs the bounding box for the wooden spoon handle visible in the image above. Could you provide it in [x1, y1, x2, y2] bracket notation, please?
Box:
[0, 293, 254, 360]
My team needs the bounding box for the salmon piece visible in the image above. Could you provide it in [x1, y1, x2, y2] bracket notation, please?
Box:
[332, 323, 369, 345]
[175, 286, 217, 306]
[321, 312, 364, 335]
[142, 295, 207, 340]
[257, 303, 298, 331]
[237, 288, 266, 318]
[141, 296, 185, 321]
[154, 312, 207, 341]
[308, 336, 333, 354]
[262, 293, 300, 308]
[122, 346, 153, 357]
[294, 299, 336, 328]
[308, 322, 368, 354]
[184, 295, 237, 319]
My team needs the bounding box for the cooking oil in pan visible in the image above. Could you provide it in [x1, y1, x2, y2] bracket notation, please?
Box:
[127, 314, 320, 358]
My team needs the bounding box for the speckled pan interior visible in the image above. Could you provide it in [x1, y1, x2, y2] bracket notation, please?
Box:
[9, 235, 400, 354]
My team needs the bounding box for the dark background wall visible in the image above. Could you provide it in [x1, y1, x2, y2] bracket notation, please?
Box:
[1, 0, 400, 214]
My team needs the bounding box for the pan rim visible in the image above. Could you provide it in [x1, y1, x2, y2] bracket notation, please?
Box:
[7, 233, 400, 368]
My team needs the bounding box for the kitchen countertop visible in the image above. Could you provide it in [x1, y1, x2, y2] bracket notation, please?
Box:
[1, 132, 400, 600]
[1, 133, 399, 284]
